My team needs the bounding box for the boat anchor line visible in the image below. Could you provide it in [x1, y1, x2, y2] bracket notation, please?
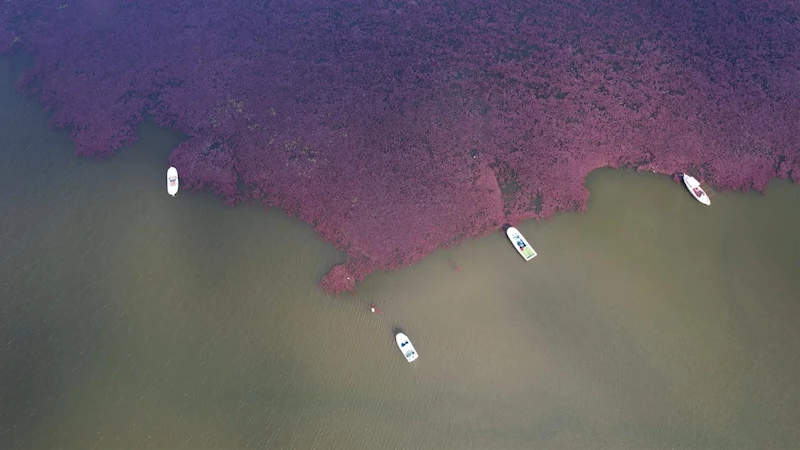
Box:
[679, 172, 715, 196]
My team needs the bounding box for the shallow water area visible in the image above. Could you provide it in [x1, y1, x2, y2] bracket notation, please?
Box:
[1, 57, 799, 450]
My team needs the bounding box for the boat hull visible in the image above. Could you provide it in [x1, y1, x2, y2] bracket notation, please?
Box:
[506, 227, 537, 261]
[167, 166, 179, 197]
[682, 174, 710, 206]
[395, 333, 418, 363]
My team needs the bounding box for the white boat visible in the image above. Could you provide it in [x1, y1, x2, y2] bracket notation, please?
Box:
[506, 226, 537, 261]
[167, 166, 179, 197]
[682, 174, 710, 206]
[395, 333, 418, 363]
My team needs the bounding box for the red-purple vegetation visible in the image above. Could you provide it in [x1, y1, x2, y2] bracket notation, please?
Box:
[2, 0, 798, 292]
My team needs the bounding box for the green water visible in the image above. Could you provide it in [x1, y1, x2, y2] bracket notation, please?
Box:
[1, 58, 798, 450]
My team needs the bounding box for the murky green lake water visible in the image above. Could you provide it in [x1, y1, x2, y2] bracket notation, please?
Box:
[1, 58, 798, 450]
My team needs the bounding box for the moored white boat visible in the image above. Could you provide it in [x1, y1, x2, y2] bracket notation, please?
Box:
[682, 173, 710, 206]
[167, 166, 179, 197]
[506, 226, 537, 261]
[395, 332, 418, 363]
